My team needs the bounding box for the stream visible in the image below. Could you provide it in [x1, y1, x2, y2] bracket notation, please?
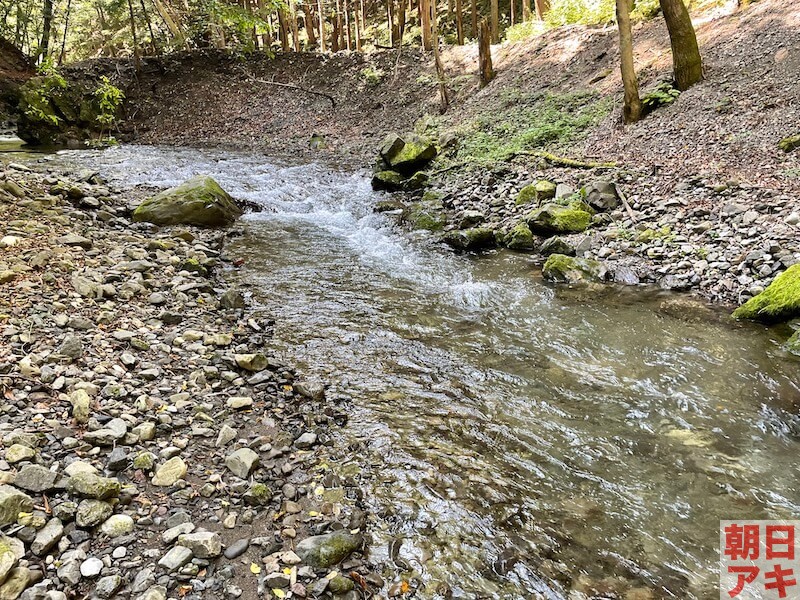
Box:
[12, 143, 800, 599]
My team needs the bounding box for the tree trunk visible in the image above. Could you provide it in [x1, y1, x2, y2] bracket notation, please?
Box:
[510, 0, 515, 27]
[616, 0, 641, 123]
[397, 0, 406, 43]
[470, 0, 477, 38]
[290, 2, 300, 51]
[433, 17, 449, 112]
[344, 0, 353, 50]
[420, 0, 432, 50]
[478, 17, 494, 87]
[58, 0, 72, 63]
[318, 0, 327, 51]
[41, 0, 53, 58]
[303, 3, 317, 47]
[455, 0, 463, 44]
[490, 0, 498, 43]
[354, 1, 362, 50]
[533, 0, 548, 20]
[140, 0, 158, 54]
[387, 0, 394, 46]
[335, 0, 344, 50]
[126, 0, 141, 70]
[277, 9, 289, 51]
[521, 0, 530, 21]
[659, 0, 702, 90]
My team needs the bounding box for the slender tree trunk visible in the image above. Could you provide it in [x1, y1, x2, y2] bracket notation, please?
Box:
[335, 0, 344, 49]
[290, 1, 300, 51]
[659, 0, 702, 90]
[303, 3, 317, 46]
[510, 0, 515, 26]
[420, 0, 432, 50]
[126, 0, 141, 70]
[387, 0, 394, 45]
[490, 0, 498, 43]
[58, 0, 72, 64]
[140, 0, 158, 54]
[277, 9, 289, 50]
[616, 0, 641, 123]
[354, 1, 362, 50]
[344, 0, 352, 49]
[432, 3, 449, 112]
[521, 0, 530, 21]
[455, 0, 463, 44]
[533, 0, 548, 19]
[41, 0, 54, 59]
[470, 0, 477, 38]
[478, 17, 494, 87]
[318, 0, 327, 51]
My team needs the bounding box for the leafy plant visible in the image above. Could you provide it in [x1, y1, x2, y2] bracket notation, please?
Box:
[360, 66, 386, 87]
[94, 76, 125, 137]
[641, 81, 681, 114]
[22, 68, 68, 127]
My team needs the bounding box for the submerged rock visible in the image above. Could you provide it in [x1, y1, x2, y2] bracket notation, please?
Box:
[543, 254, 607, 284]
[402, 201, 446, 232]
[371, 170, 404, 192]
[732, 264, 800, 322]
[132, 176, 242, 227]
[786, 330, 800, 355]
[526, 204, 591, 235]
[443, 227, 496, 252]
[295, 531, 362, 568]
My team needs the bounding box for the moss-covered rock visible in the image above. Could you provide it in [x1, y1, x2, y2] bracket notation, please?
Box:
[504, 222, 535, 251]
[543, 254, 607, 284]
[786, 330, 800, 355]
[732, 264, 800, 322]
[133, 176, 242, 227]
[539, 236, 576, 257]
[778, 134, 800, 153]
[443, 227, 497, 252]
[66, 472, 120, 500]
[516, 180, 557, 206]
[371, 170, 404, 191]
[379, 133, 437, 174]
[295, 531, 362, 568]
[402, 201, 446, 231]
[526, 203, 591, 235]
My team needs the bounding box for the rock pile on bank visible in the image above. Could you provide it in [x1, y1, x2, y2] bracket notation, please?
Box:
[0, 163, 381, 599]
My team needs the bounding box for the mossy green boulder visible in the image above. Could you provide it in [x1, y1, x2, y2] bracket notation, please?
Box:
[66, 472, 120, 500]
[371, 170, 404, 191]
[543, 254, 607, 284]
[133, 176, 242, 227]
[0, 486, 33, 526]
[504, 222, 535, 251]
[732, 265, 800, 322]
[443, 227, 497, 252]
[379, 133, 437, 174]
[402, 201, 446, 231]
[295, 531, 362, 568]
[516, 180, 557, 206]
[785, 330, 800, 355]
[526, 203, 592, 235]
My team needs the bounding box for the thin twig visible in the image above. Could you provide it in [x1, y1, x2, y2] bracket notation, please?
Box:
[240, 72, 335, 108]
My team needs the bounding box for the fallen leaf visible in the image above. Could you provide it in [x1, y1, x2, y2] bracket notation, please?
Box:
[250, 563, 261, 574]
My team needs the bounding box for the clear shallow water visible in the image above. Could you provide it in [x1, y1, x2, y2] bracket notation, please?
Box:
[26, 145, 800, 599]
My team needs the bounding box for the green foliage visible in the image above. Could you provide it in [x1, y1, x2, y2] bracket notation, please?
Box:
[360, 66, 386, 87]
[22, 72, 68, 127]
[505, 20, 547, 43]
[450, 90, 612, 164]
[94, 76, 125, 134]
[641, 81, 681, 114]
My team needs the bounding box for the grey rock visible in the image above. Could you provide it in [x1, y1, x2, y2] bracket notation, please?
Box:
[95, 575, 123, 599]
[295, 531, 362, 568]
[80, 557, 104, 578]
[177, 531, 222, 558]
[13, 465, 58, 493]
[224, 538, 249, 559]
[0, 485, 33, 525]
[158, 546, 193, 572]
[31, 518, 63, 556]
[225, 448, 258, 479]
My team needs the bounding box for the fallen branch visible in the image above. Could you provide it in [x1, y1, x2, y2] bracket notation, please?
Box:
[617, 186, 637, 223]
[513, 150, 617, 169]
[241, 73, 336, 108]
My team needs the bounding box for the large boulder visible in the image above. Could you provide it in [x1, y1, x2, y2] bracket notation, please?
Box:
[379, 133, 437, 174]
[526, 203, 592, 235]
[132, 176, 242, 227]
[542, 254, 607, 284]
[732, 264, 800, 322]
[581, 181, 620, 212]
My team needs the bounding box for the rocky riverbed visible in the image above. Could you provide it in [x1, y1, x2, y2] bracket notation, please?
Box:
[0, 162, 380, 600]
[384, 155, 800, 307]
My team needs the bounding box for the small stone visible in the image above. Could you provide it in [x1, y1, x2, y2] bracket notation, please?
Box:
[57, 234, 92, 249]
[136, 586, 167, 600]
[31, 518, 63, 556]
[295, 531, 362, 568]
[80, 557, 104, 578]
[0, 567, 30, 599]
[220, 289, 245, 309]
[216, 424, 237, 447]
[100, 514, 134, 537]
[69, 390, 91, 423]
[177, 531, 222, 558]
[226, 396, 253, 410]
[225, 448, 259, 479]
[223, 538, 250, 559]
[56, 335, 84, 360]
[294, 432, 317, 449]
[5, 444, 35, 464]
[152, 457, 187, 487]
[158, 546, 193, 572]
[234, 353, 268, 372]
[95, 575, 123, 599]
[13, 465, 58, 493]
[0, 485, 33, 525]
[76, 500, 113, 528]
[66, 472, 120, 500]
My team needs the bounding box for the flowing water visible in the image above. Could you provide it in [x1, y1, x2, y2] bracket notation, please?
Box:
[14, 144, 800, 599]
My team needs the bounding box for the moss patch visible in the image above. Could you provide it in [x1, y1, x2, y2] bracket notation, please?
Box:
[543, 254, 607, 284]
[517, 180, 557, 206]
[402, 201, 446, 231]
[526, 203, 591, 235]
[732, 264, 800, 322]
[504, 222, 536, 251]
